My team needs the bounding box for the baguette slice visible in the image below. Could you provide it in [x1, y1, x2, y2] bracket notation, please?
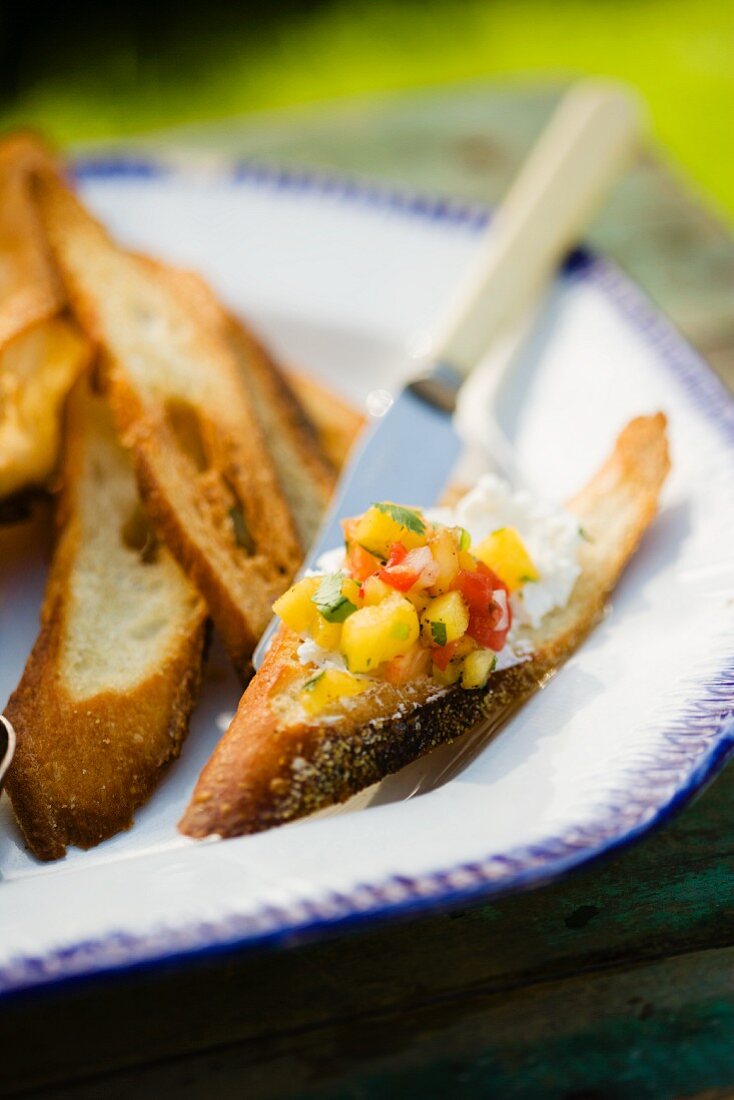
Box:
[33, 172, 303, 674]
[180, 414, 670, 839]
[151, 263, 336, 548]
[0, 133, 91, 502]
[5, 383, 207, 860]
[0, 132, 63, 350]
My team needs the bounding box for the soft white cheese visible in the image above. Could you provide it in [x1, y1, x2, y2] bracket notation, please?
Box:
[296, 637, 348, 672]
[313, 546, 346, 575]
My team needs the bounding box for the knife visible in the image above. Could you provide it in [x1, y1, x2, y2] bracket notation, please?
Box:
[254, 81, 640, 669]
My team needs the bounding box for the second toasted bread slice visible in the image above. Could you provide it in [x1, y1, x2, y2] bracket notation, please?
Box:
[5, 382, 207, 860]
[34, 173, 303, 674]
[151, 263, 336, 549]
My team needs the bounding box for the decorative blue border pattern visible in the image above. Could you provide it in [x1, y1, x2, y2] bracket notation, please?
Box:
[71, 154, 491, 230]
[2, 155, 734, 999]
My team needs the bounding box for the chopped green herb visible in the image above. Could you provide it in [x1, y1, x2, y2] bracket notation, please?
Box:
[391, 622, 410, 641]
[431, 621, 448, 647]
[312, 572, 358, 623]
[357, 543, 386, 564]
[518, 574, 537, 584]
[579, 525, 593, 542]
[373, 501, 426, 536]
[303, 671, 326, 692]
[457, 527, 471, 551]
[230, 505, 254, 553]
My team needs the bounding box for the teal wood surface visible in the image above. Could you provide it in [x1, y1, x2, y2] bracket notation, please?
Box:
[3, 87, 734, 1100]
[4, 769, 734, 1097]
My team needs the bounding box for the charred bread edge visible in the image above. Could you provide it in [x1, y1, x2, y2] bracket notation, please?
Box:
[196, 659, 555, 838]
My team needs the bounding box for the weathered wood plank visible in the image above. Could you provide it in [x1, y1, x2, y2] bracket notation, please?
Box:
[3, 761, 734, 1095]
[12, 941, 734, 1099]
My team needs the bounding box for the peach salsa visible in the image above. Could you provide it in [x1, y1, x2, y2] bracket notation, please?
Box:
[272, 477, 584, 716]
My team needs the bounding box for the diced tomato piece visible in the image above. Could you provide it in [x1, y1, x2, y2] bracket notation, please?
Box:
[346, 543, 382, 582]
[455, 562, 511, 651]
[379, 569, 418, 592]
[377, 541, 412, 589]
[378, 544, 438, 592]
[386, 541, 407, 567]
[378, 544, 420, 589]
[455, 561, 505, 607]
[432, 640, 459, 671]
[479, 560, 507, 587]
[466, 609, 505, 651]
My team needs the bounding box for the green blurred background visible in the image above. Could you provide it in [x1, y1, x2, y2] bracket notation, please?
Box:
[1, 0, 732, 219]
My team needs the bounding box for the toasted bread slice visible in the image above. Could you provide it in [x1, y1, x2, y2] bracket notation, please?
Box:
[152, 263, 336, 548]
[0, 316, 91, 500]
[0, 132, 63, 350]
[33, 172, 303, 674]
[5, 382, 207, 860]
[287, 369, 364, 471]
[180, 414, 670, 839]
[0, 134, 89, 503]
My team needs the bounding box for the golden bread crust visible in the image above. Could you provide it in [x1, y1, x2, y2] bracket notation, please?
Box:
[5, 385, 207, 860]
[180, 414, 670, 839]
[7, 631, 206, 860]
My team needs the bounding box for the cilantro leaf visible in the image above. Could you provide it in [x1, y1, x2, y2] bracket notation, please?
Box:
[430, 621, 448, 647]
[230, 505, 254, 553]
[312, 572, 358, 623]
[373, 501, 426, 536]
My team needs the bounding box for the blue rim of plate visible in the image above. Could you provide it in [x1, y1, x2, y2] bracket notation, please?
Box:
[2, 154, 734, 1000]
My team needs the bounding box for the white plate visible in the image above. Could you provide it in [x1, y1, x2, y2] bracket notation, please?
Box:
[1, 156, 733, 996]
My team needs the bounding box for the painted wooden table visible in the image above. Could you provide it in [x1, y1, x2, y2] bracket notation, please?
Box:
[3, 86, 734, 1100]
